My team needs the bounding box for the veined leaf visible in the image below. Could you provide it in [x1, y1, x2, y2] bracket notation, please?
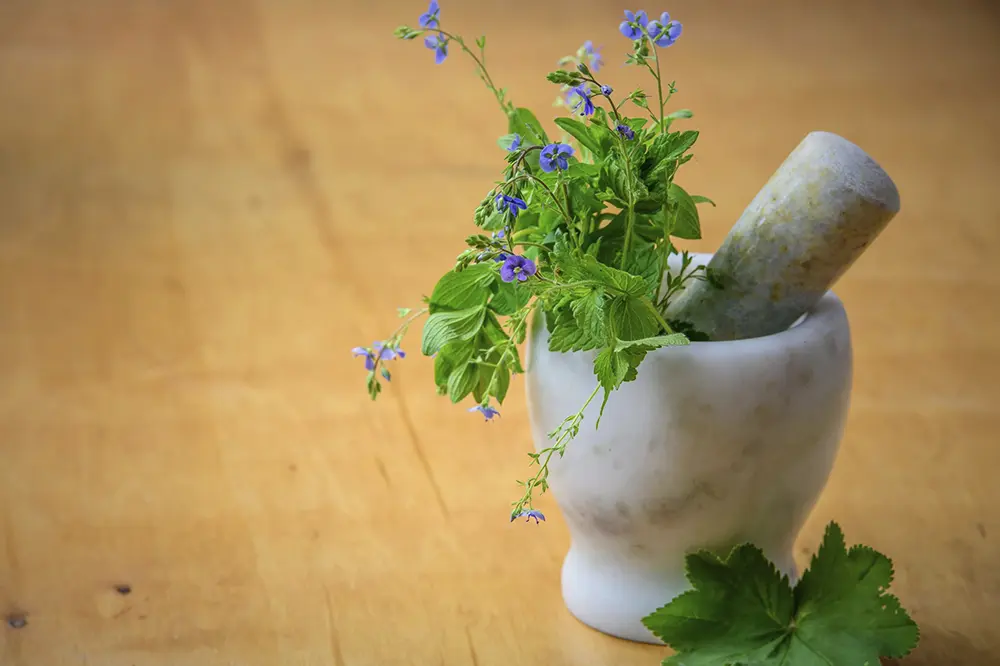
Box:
[421, 306, 487, 356]
[669, 182, 701, 240]
[428, 263, 496, 312]
[554, 117, 603, 156]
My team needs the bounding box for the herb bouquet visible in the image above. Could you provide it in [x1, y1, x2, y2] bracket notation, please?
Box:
[353, 4, 920, 664]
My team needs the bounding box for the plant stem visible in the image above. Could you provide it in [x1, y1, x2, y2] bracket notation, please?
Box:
[652, 46, 665, 132]
[437, 30, 510, 115]
[511, 384, 600, 518]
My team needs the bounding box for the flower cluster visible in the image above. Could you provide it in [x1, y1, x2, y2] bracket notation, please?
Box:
[620, 10, 683, 47]
[375, 4, 708, 523]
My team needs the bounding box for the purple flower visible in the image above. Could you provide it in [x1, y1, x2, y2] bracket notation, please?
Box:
[500, 254, 537, 283]
[581, 40, 603, 72]
[620, 10, 649, 40]
[493, 229, 505, 239]
[352, 341, 404, 371]
[600, 85, 613, 96]
[493, 252, 509, 263]
[507, 134, 522, 152]
[512, 509, 546, 523]
[539, 143, 574, 172]
[424, 34, 448, 64]
[418, 0, 440, 28]
[495, 193, 528, 219]
[469, 404, 500, 421]
[648, 12, 682, 47]
[567, 84, 595, 117]
[616, 123, 635, 140]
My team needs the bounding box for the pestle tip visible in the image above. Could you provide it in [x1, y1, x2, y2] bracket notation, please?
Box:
[803, 131, 900, 214]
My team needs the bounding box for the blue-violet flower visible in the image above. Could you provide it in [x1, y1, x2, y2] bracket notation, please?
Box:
[567, 84, 594, 116]
[600, 85, 613, 96]
[418, 0, 440, 28]
[499, 254, 537, 283]
[506, 133, 522, 152]
[352, 342, 404, 371]
[616, 123, 635, 140]
[495, 193, 527, 218]
[581, 40, 603, 72]
[512, 509, 546, 523]
[619, 10, 649, 40]
[469, 404, 500, 421]
[648, 12, 682, 47]
[539, 143, 574, 172]
[424, 34, 448, 64]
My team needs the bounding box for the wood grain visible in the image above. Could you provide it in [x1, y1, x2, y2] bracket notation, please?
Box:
[0, 0, 997, 664]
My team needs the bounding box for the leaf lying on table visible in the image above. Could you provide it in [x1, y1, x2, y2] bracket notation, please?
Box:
[641, 521, 920, 666]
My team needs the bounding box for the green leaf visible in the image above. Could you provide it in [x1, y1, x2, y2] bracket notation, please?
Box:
[421, 306, 487, 356]
[691, 194, 716, 207]
[665, 108, 693, 121]
[571, 289, 606, 341]
[608, 294, 659, 341]
[428, 263, 496, 313]
[433, 339, 476, 391]
[649, 130, 699, 165]
[548, 307, 602, 353]
[484, 361, 511, 404]
[623, 240, 661, 299]
[642, 521, 920, 666]
[614, 333, 689, 352]
[669, 183, 701, 240]
[508, 107, 549, 146]
[447, 362, 479, 403]
[490, 278, 533, 316]
[553, 117, 602, 156]
[594, 347, 630, 393]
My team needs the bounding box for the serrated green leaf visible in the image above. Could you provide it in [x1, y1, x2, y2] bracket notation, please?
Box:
[642, 521, 920, 666]
[554, 117, 602, 156]
[623, 241, 661, 299]
[421, 306, 487, 356]
[608, 294, 659, 341]
[571, 289, 606, 341]
[548, 307, 602, 353]
[447, 362, 479, 403]
[614, 333, 689, 352]
[508, 107, 549, 146]
[428, 263, 496, 313]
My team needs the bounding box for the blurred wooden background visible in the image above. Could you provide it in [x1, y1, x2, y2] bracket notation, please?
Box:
[0, 0, 998, 664]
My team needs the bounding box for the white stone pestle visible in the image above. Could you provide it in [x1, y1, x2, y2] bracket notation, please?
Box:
[665, 131, 900, 341]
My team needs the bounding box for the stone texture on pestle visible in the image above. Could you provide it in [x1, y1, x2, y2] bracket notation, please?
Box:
[665, 131, 900, 341]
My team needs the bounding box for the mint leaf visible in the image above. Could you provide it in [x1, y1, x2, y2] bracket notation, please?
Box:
[642, 521, 920, 666]
[608, 294, 659, 341]
[669, 182, 701, 240]
[548, 307, 602, 353]
[429, 263, 496, 312]
[554, 117, 602, 156]
[571, 289, 606, 342]
[623, 240, 661, 299]
[614, 333, 688, 353]
[421, 306, 487, 355]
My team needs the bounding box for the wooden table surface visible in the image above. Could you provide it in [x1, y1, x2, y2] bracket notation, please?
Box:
[1, 1, 998, 664]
